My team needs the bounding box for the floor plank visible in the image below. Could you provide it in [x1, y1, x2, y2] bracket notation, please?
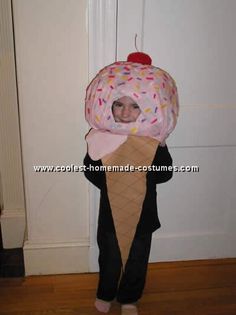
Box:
[0, 258, 235, 315]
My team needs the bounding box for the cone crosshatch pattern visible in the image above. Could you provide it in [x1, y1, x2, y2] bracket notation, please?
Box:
[102, 136, 159, 266]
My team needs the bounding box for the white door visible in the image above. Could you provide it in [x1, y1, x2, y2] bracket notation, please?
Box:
[89, 0, 236, 270]
[117, 0, 236, 262]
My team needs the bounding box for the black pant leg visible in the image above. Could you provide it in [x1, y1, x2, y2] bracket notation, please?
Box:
[96, 231, 122, 301]
[116, 233, 152, 304]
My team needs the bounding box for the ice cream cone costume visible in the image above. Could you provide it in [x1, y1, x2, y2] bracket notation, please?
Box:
[102, 136, 158, 265]
[85, 53, 179, 266]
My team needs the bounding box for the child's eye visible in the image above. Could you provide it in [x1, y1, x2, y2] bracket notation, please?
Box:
[132, 104, 140, 109]
[113, 102, 123, 108]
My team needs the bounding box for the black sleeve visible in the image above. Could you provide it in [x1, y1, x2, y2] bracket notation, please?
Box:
[83, 153, 105, 189]
[148, 145, 173, 184]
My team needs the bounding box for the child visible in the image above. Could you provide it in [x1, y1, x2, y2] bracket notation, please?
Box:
[84, 52, 179, 315]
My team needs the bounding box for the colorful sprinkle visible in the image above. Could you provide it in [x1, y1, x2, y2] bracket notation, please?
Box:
[146, 77, 154, 80]
[124, 66, 130, 71]
[110, 85, 114, 89]
[153, 93, 157, 99]
[130, 127, 138, 134]
[136, 77, 142, 80]
[151, 118, 157, 124]
[133, 93, 139, 98]
[123, 72, 130, 75]
[98, 98, 102, 106]
[121, 75, 128, 81]
[103, 98, 107, 103]
[95, 115, 100, 122]
[97, 88, 102, 92]
[107, 115, 111, 120]
[118, 82, 126, 86]
[135, 84, 140, 91]
[141, 118, 146, 123]
[155, 72, 161, 77]
[154, 106, 158, 113]
[128, 77, 133, 81]
[172, 95, 177, 105]
[144, 108, 151, 113]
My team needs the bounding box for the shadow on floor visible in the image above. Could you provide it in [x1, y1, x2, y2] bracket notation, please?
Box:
[0, 224, 25, 277]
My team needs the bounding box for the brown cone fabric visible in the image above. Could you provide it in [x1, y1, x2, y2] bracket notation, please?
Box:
[102, 136, 159, 266]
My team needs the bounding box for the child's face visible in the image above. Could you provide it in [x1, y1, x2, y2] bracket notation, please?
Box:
[112, 96, 141, 123]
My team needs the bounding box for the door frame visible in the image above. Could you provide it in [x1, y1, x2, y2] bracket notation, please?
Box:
[88, 0, 118, 272]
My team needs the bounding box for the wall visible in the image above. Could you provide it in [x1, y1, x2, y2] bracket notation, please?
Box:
[13, 0, 89, 275]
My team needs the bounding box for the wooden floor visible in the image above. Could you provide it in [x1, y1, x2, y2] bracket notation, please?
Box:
[0, 258, 236, 315]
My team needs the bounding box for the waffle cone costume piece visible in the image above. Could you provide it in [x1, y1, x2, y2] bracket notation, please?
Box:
[85, 52, 179, 266]
[102, 136, 159, 265]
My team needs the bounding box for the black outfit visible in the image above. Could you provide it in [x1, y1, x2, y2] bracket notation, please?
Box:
[84, 144, 173, 303]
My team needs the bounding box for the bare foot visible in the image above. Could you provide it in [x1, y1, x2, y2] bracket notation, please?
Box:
[121, 304, 138, 315]
[95, 298, 111, 313]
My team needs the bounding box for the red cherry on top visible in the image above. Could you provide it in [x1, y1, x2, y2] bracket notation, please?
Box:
[127, 52, 152, 65]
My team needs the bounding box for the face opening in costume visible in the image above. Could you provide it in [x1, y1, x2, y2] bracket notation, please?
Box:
[112, 96, 141, 123]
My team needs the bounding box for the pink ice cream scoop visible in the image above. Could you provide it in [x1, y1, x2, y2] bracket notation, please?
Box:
[85, 53, 179, 160]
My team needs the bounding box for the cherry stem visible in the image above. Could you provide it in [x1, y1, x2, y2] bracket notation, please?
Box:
[135, 33, 139, 52]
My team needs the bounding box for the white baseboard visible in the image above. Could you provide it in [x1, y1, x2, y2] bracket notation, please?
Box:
[86, 231, 236, 274]
[89, 244, 99, 272]
[23, 240, 90, 275]
[150, 232, 236, 262]
[0, 209, 26, 248]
